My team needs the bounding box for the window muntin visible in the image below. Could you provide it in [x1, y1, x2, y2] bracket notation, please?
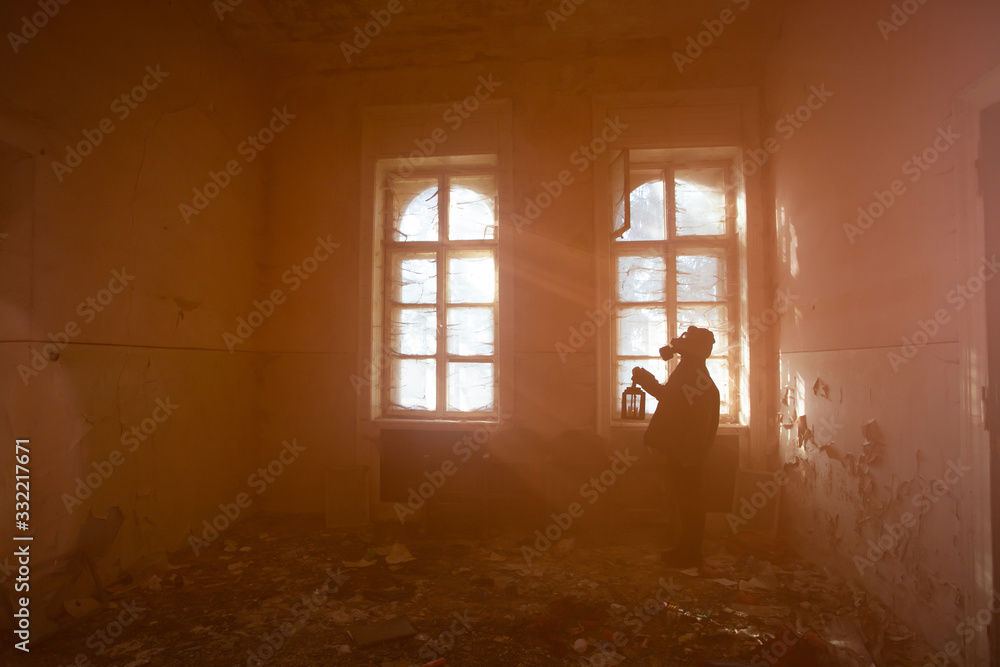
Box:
[613, 161, 737, 421]
[382, 169, 499, 419]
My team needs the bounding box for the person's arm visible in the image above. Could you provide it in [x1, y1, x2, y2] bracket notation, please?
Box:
[632, 367, 670, 401]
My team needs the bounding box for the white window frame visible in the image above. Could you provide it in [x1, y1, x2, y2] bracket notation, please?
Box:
[611, 156, 740, 423]
[592, 89, 767, 460]
[378, 163, 500, 420]
[359, 101, 513, 430]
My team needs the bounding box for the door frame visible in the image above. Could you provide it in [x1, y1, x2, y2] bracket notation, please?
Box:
[956, 64, 1000, 666]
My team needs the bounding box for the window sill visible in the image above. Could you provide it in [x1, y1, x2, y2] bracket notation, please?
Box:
[610, 422, 749, 435]
[368, 418, 503, 432]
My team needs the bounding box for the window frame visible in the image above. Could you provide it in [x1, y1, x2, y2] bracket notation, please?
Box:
[379, 166, 500, 420]
[611, 158, 740, 424]
[591, 88, 765, 445]
[360, 100, 513, 431]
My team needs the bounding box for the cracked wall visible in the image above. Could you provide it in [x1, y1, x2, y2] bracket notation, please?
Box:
[764, 0, 1000, 652]
[0, 0, 274, 603]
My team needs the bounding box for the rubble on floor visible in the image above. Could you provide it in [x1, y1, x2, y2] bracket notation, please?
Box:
[1, 517, 935, 666]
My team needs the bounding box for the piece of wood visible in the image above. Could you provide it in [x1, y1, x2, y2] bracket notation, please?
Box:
[349, 616, 416, 648]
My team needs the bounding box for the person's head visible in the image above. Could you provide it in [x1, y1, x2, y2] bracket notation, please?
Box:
[661, 326, 715, 361]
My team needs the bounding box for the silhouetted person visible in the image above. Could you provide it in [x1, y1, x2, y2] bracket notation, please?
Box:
[632, 326, 720, 567]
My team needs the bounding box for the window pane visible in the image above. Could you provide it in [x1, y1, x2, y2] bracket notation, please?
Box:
[617, 255, 666, 303]
[677, 255, 724, 302]
[390, 308, 437, 356]
[676, 168, 726, 236]
[450, 176, 497, 241]
[391, 179, 439, 242]
[617, 359, 667, 415]
[676, 304, 729, 352]
[448, 252, 495, 304]
[622, 174, 665, 241]
[391, 359, 436, 410]
[706, 357, 730, 413]
[447, 362, 494, 412]
[394, 255, 437, 304]
[447, 307, 494, 356]
[617, 307, 667, 357]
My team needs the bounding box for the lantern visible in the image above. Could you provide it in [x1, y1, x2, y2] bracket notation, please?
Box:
[621, 382, 646, 420]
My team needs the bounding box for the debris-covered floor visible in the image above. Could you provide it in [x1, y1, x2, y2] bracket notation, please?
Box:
[5, 516, 936, 666]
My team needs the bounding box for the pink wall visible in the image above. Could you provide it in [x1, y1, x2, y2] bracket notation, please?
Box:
[764, 0, 1000, 649]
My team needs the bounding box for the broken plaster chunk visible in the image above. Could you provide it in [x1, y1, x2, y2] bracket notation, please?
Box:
[812, 378, 830, 399]
[861, 418, 881, 444]
[65, 598, 103, 618]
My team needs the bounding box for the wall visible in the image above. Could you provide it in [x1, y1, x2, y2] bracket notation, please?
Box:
[764, 0, 1000, 652]
[0, 0, 272, 599]
[254, 0, 783, 514]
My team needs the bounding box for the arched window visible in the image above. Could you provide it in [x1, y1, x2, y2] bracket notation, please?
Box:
[613, 161, 737, 421]
[382, 170, 499, 418]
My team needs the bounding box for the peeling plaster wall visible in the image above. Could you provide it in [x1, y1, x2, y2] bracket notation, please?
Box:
[255, 0, 784, 514]
[0, 0, 272, 584]
[763, 0, 1000, 650]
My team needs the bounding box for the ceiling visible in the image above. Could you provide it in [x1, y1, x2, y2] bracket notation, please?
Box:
[213, 0, 785, 73]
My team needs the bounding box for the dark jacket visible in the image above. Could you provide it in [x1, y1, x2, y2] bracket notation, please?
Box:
[635, 360, 720, 468]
